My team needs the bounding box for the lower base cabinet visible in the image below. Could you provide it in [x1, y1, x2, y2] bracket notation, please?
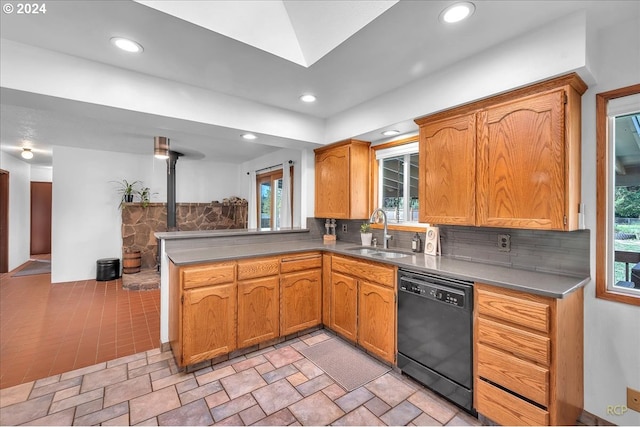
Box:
[237, 276, 279, 348]
[330, 271, 358, 341]
[358, 281, 395, 363]
[281, 269, 322, 335]
[329, 255, 397, 364]
[182, 283, 237, 366]
[474, 282, 583, 426]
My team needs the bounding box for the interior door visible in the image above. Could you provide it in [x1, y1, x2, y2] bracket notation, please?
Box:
[30, 181, 52, 255]
[0, 170, 8, 273]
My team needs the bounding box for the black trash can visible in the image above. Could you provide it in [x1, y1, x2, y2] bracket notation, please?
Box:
[97, 258, 120, 281]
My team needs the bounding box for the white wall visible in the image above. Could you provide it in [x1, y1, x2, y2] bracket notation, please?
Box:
[581, 17, 640, 426]
[51, 145, 242, 283]
[30, 165, 52, 182]
[0, 153, 30, 271]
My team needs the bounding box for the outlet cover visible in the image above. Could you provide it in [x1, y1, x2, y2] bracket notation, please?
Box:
[628, 387, 640, 412]
[341, 224, 348, 232]
[498, 234, 511, 252]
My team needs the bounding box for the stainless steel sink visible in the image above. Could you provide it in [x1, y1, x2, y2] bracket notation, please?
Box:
[345, 247, 412, 259]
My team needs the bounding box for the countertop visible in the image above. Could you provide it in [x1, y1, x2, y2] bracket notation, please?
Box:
[166, 239, 589, 299]
[155, 228, 309, 240]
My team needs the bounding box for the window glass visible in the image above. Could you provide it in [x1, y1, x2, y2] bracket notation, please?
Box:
[376, 141, 420, 224]
[612, 112, 640, 294]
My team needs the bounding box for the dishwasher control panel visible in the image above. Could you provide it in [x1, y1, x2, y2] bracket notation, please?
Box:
[399, 279, 465, 307]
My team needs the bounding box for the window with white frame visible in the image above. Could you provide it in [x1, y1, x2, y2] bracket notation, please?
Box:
[376, 142, 419, 224]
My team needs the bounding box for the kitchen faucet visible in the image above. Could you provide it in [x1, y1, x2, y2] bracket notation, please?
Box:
[370, 208, 392, 249]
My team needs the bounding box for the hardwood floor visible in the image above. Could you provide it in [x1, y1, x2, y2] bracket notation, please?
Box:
[0, 257, 160, 389]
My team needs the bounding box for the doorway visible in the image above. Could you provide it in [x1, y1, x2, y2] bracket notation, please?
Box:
[0, 170, 8, 273]
[30, 181, 52, 255]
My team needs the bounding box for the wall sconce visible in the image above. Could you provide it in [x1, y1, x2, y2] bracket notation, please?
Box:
[154, 136, 170, 159]
[21, 148, 34, 159]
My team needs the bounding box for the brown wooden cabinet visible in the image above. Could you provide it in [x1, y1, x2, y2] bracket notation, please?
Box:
[314, 139, 371, 219]
[280, 269, 322, 335]
[474, 282, 583, 426]
[358, 280, 395, 363]
[330, 255, 397, 363]
[169, 261, 237, 366]
[280, 252, 323, 336]
[416, 73, 586, 231]
[237, 276, 279, 348]
[419, 112, 476, 226]
[330, 271, 358, 341]
[237, 257, 280, 348]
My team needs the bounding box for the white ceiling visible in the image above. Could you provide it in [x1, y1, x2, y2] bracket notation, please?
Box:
[1, 1, 638, 167]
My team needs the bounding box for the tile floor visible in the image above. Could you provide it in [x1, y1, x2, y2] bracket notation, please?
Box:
[1, 259, 480, 425]
[0, 330, 481, 426]
[0, 260, 160, 389]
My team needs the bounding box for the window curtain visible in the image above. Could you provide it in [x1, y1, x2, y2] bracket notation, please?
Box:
[248, 170, 257, 229]
[280, 163, 292, 228]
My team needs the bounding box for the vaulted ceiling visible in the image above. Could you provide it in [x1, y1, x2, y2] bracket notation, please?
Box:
[1, 1, 638, 166]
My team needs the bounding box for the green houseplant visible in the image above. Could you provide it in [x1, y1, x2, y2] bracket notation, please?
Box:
[360, 222, 373, 246]
[112, 179, 141, 209]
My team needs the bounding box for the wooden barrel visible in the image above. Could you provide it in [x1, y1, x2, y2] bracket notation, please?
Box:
[122, 251, 141, 274]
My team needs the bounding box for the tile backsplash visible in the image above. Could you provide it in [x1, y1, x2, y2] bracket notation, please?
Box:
[309, 218, 590, 277]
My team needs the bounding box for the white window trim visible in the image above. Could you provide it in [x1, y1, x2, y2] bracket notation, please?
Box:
[376, 142, 423, 225]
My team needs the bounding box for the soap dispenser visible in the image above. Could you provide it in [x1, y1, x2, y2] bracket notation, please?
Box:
[411, 232, 422, 252]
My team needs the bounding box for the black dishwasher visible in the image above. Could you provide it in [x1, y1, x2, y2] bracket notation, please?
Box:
[397, 269, 474, 413]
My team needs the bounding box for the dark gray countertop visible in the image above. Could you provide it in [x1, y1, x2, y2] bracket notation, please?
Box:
[155, 228, 309, 240]
[166, 240, 589, 299]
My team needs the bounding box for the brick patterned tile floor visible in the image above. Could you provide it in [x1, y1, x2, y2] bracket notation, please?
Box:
[0, 331, 481, 426]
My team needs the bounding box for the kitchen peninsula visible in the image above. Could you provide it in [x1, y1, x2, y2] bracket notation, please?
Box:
[159, 227, 588, 425]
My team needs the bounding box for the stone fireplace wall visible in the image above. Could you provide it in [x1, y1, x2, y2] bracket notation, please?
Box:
[121, 200, 248, 269]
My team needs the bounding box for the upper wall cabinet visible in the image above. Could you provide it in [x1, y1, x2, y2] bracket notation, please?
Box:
[416, 73, 587, 231]
[314, 139, 371, 219]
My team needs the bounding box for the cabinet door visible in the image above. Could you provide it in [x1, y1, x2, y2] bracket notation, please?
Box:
[330, 271, 358, 342]
[358, 281, 396, 363]
[315, 144, 350, 218]
[477, 90, 565, 230]
[419, 113, 476, 225]
[280, 269, 322, 335]
[182, 283, 236, 365]
[237, 276, 279, 348]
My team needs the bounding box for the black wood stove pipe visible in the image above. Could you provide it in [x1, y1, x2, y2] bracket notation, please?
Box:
[166, 151, 182, 231]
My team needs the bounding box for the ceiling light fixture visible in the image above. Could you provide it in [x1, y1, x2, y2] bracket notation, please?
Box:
[110, 37, 144, 53]
[300, 94, 317, 103]
[440, 2, 475, 24]
[154, 136, 170, 159]
[21, 148, 34, 160]
[241, 133, 257, 140]
[382, 130, 400, 136]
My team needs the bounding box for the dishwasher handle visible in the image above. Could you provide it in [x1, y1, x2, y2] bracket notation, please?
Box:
[399, 276, 469, 308]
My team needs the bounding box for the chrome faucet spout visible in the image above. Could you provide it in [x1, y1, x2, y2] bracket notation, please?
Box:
[369, 208, 392, 249]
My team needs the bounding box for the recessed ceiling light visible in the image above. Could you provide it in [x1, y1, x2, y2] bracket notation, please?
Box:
[440, 2, 475, 24]
[241, 133, 257, 140]
[300, 94, 317, 103]
[21, 148, 34, 160]
[110, 37, 144, 53]
[382, 130, 400, 136]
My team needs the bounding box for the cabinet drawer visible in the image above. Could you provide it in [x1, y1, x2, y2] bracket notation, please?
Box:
[332, 255, 395, 287]
[477, 318, 550, 366]
[280, 252, 322, 273]
[477, 344, 549, 406]
[237, 257, 280, 280]
[182, 262, 236, 289]
[476, 379, 549, 426]
[476, 286, 551, 333]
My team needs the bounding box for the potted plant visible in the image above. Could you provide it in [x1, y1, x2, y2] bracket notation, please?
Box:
[139, 187, 157, 208]
[360, 222, 373, 246]
[112, 179, 141, 209]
